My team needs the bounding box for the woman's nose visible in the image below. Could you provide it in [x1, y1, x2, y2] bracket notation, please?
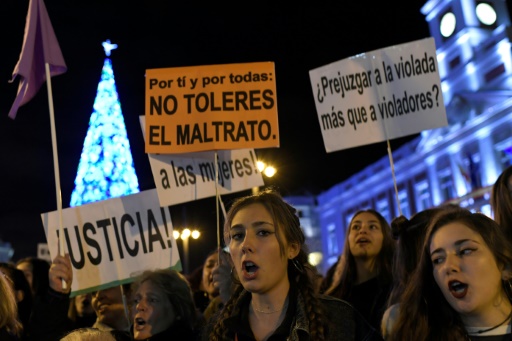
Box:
[241, 235, 254, 254]
[443, 253, 461, 274]
[136, 300, 146, 311]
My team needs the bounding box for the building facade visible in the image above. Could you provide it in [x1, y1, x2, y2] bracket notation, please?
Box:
[311, 0, 512, 274]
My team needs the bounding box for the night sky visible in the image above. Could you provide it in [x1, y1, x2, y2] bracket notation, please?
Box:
[0, 0, 438, 269]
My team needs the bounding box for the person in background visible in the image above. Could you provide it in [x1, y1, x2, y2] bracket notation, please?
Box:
[206, 188, 381, 340]
[203, 248, 238, 322]
[91, 284, 132, 339]
[68, 293, 96, 329]
[0, 262, 33, 337]
[390, 209, 512, 340]
[186, 248, 220, 314]
[131, 268, 200, 340]
[60, 327, 116, 341]
[491, 165, 512, 241]
[16, 257, 50, 299]
[321, 209, 395, 333]
[380, 205, 461, 339]
[0, 268, 23, 340]
[27, 253, 74, 341]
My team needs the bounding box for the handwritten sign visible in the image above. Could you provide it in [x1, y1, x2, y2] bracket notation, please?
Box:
[145, 62, 279, 154]
[309, 37, 447, 153]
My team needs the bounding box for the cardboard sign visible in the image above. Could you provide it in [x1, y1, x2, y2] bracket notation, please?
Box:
[145, 62, 279, 154]
[41, 189, 180, 296]
[309, 37, 447, 153]
[140, 116, 264, 205]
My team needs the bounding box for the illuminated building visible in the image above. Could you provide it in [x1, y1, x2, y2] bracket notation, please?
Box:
[312, 0, 512, 274]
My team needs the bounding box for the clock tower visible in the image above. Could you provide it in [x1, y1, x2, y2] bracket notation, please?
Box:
[421, 0, 512, 104]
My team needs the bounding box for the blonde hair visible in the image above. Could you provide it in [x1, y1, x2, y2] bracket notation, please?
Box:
[60, 327, 116, 341]
[0, 270, 23, 337]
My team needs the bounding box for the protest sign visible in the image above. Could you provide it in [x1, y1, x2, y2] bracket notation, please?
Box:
[145, 62, 279, 154]
[140, 116, 264, 206]
[147, 149, 264, 206]
[41, 189, 180, 296]
[309, 37, 447, 153]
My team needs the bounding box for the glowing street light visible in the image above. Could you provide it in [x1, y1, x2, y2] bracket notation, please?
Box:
[254, 160, 277, 194]
[173, 228, 201, 273]
[256, 161, 277, 178]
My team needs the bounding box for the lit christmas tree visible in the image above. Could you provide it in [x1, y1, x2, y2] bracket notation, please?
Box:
[70, 40, 140, 207]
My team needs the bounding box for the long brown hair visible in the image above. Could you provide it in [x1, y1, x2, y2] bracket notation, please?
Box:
[491, 165, 512, 242]
[209, 188, 326, 340]
[329, 209, 395, 299]
[387, 205, 461, 306]
[390, 209, 512, 340]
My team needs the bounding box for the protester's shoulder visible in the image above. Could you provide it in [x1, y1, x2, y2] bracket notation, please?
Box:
[318, 294, 356, 314]
[318, 295, 384, 341]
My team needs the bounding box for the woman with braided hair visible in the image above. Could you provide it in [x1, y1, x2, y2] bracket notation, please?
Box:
[205, 188, 380, 341]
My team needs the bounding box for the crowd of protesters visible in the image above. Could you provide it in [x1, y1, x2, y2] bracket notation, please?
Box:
[1, 166, 512, 341]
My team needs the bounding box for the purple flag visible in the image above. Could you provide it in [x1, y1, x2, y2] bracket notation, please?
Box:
[8, 0, 67, 119]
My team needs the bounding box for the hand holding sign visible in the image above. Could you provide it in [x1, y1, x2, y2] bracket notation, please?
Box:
[49, 254, 73, 294]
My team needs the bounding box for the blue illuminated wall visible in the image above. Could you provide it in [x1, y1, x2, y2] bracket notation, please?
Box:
[70, 56, 140, 207]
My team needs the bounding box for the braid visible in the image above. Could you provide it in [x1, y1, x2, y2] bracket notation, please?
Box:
[302, 281, 325, 340]
[293, 259, 326, 341]
[210, 285, 245, 341]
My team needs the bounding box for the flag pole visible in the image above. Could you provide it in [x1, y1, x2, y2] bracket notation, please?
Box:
[45, 62, 66, 289]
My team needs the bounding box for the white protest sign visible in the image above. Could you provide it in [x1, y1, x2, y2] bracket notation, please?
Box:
[309, 37, 447, 153]
[140, 116, 264, 206]
[41, 188, 180, 296]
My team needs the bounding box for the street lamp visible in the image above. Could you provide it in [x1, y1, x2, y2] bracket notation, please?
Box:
[256, 160, 277, 178]
[173, 228, 201, 273]
[254, 160, 277, 194]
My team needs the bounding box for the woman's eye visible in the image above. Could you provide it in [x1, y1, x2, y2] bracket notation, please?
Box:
[351, 225, 359, 230]
[431, 257, 444, 265]
[257, 230, 272, 236]
[460, 248, 475, 256]
[231, 233, 243, 240]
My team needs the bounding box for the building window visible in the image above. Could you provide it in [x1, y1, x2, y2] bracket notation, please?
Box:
[326, 223, 339, 257]
[398, 189, 411, 218]
[415, 180, 431, 211]
[376, 198, 391, 222]
[501, 146, 512, 167]
[439, 168, 456, 202]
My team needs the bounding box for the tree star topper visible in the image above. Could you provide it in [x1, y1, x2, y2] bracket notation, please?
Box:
[102, 39, 118, 57]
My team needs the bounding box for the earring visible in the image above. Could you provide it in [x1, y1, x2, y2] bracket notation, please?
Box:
[291, 258, 304, 274]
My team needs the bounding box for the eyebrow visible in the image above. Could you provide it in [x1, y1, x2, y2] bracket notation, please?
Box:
[230, 221, 274, 230]
[430, 238, 475, 256]
[351, 219, 379, 224]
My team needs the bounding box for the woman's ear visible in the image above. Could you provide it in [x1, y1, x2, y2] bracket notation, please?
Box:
[501, 263, 512, 281]
[288, 243, 300, 259]
[15, 289, 24, 303]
